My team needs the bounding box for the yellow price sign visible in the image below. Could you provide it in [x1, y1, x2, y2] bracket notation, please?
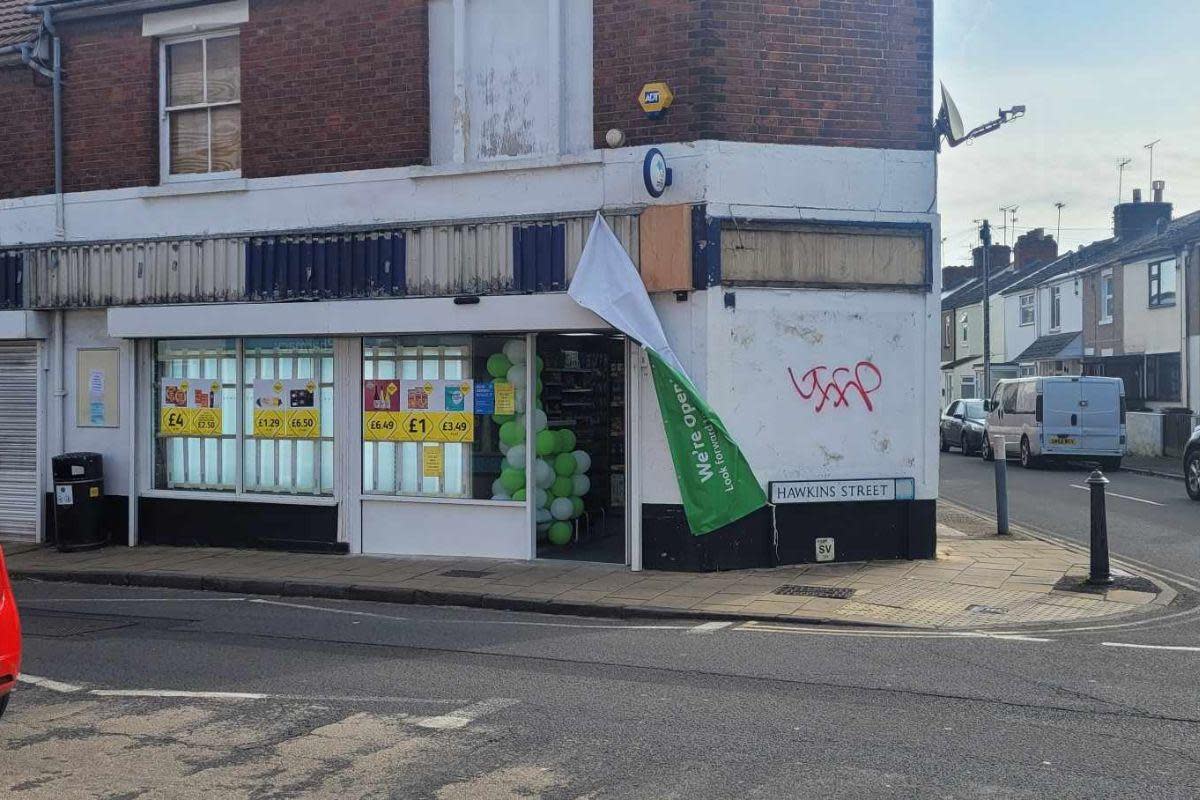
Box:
[363, 411, 396, 441]
[192, 409, 222, 437]
[438, 411, 474, 442]
[286, 409, 320, 439]
[159, 407, 193, 437]
[254, 409, 285, 438]
[398, 412, 435, 442]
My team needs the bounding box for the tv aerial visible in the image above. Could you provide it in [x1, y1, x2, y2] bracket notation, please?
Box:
[934, 83, 1025, 151]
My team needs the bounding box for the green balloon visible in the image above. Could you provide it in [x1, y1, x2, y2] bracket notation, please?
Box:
[499, 420, 525, 446]
[500, 468, 525, 493]
[551, 475, 573, 498]
[512, 488, 527, 501]
[556, 429, 576, 452]
[548, 521, 572, 546]
[570, 496, 584, 518]
[487, 353, 512, 378]
[534, 378, 543, 396]
[492, 413, 514, 425]
[553, 452, 576, 477]
[535, 355, 544, 372]
[535, 429, 558, 456]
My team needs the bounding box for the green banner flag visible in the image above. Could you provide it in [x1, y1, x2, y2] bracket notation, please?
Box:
[647, 349, 767, 535]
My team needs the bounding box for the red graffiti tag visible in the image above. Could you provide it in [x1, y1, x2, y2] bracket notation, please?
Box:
[788, 361, 883, 412]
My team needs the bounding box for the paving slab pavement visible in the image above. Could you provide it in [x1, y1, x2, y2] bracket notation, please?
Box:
[1, 502, 1176, 629]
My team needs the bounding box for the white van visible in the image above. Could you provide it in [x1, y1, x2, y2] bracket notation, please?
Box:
[981, 376, 1125, 470]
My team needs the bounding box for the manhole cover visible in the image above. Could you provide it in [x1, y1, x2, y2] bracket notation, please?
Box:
[773, 585, 855, 599]
[1052, 575, 1158, 595]
[966, 604, 1007, 615]
[440, 569, 493, 579]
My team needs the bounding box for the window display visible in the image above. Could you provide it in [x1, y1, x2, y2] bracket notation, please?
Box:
[154, 337, 333, 495]
[362, 335, 525, 500]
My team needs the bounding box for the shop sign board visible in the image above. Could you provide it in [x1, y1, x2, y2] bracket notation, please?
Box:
[159, 379, 223, 437]
[363, 379, 475, 443]
[769, 478, 916, 505]
[253, 379, 320, 439]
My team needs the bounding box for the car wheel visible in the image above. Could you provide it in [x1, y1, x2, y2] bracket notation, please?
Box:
[1102, 457, 1122, 472]
[939, 431, 949, 453]
[1186, 451, 1200, 501]
[981, 436, 995, 462]
[1020, 437, 1038, 469]
[0, 692, 8, 720]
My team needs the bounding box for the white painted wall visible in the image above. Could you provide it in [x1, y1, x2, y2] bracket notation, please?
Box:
[1003, 291, 1036, 363]
[429, 0, 593, 165]
[361, 499, 530, 559]
[1039, 274, 1083, 335]
[711, 287, 938, 501]
[1123, 257, 1183, 355]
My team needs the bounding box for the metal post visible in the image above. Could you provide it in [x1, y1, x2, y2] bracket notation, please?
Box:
[994, 437, 1008, 535]
[980, 220, 992, 397]
[1086, 468, 1113, 585]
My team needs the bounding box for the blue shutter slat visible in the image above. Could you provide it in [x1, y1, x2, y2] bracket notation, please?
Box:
[313, 240, 328, 296]
[551, 223, 565, 289]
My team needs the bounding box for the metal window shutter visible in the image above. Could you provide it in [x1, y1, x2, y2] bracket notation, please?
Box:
[0, 342, 38, 541]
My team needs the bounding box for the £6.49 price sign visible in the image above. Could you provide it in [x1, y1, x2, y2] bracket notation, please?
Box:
[362, 379, 475, 443]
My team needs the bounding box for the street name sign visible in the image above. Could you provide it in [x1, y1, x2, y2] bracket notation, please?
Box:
[769, 478, 915, 504]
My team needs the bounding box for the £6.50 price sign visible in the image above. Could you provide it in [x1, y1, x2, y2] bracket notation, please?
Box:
[253, 379, 321, 440]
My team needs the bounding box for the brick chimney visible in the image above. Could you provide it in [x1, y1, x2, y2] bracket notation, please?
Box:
[971, 244, 1011, 271]
[1114, 183, 1172, 239]
[1013, 228, 1057, 270]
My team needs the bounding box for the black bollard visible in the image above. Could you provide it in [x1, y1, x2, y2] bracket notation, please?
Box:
[1086, 468, 1113, 586]
[993, 436, 1009, 535]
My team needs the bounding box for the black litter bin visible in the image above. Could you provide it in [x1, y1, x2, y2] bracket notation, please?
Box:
[52, 452, 107, 552]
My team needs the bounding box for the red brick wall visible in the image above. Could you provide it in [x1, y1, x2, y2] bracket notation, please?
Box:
[241, 0, 429, 178]
[62, 16, 159, 193]
[594, 0, 933, 151]
[0, 66, 53, 199]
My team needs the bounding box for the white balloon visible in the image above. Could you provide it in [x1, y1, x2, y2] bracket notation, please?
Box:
[535, 459, 555, 489]
[532, 408, 548, 431]
[535, 487, 549, 508]
[503, 339, 526, 364]
[491, 478, 505, 496]
[535, 507, 551, 524]
[573, 450, 591, 473]
[515, 389, 526, 410]
[506, 365, 527, 389]
[572, 474, 590, 496]
[499, 441, 511, 455]
[492, 492, 511, 501]
[551, 497, 574, 521]
[536, 521, 551, 533]
[506, 444, 526, 469]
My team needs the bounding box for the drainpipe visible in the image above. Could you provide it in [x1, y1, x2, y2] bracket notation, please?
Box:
[53, 309, 66, 457]
[42, 8, 65, 239]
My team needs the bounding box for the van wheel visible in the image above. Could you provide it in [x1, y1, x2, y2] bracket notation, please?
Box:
[981, 436, 995, 462]
[1102, 457, 1122, 472]
[1186, 451, 1200, 501]
[1020, 437, 1038, 469]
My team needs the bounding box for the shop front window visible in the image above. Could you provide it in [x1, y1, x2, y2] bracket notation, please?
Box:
[363, 335, 526, 500]
[155, 339, 238, 491]
[154, 337, 334, 495]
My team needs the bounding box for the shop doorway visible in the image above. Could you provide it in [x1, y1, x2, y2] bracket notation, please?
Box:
[534, 333, 627, 564]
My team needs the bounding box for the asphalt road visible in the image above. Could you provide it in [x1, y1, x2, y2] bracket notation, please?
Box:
[5, 578, 1200, 799]
[939, 451, 1200, 582]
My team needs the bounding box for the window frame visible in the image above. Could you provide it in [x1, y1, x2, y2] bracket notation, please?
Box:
[942, 315, 952, 348]
[1018, 293, 1035, 326]
[960, 375, 976, 399]
[1100, 269, 1114, 324]
[960, 313, 969, 344]
[1148, 259, 1177, 309]
[151, 337, 335, 499]
[159, 29, 242, 184]
[1049, 285, 1062, 330]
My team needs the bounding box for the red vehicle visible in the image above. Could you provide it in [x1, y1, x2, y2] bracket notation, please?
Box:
[0, 546, 20, 719]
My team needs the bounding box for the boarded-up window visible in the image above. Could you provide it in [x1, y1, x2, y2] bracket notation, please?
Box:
[720, 223, 930, 289]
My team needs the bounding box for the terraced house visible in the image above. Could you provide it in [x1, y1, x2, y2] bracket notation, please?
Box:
[0, 0, 939, 570]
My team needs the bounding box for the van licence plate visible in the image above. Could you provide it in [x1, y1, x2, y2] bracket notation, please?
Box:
[1049, 435, 1077, 446]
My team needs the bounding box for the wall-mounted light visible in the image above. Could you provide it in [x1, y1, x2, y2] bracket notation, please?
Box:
[453, 295, 480, 305]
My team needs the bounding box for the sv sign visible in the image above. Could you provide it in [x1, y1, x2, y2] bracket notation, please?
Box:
[787, 361, 883, 413]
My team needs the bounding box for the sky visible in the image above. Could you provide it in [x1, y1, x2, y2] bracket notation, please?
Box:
[935, 0, 1200, 265]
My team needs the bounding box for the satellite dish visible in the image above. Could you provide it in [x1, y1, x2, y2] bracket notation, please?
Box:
[939, 83, 966, 144]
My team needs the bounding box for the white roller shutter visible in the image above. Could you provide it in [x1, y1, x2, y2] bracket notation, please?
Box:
[0, 342, 38, 541]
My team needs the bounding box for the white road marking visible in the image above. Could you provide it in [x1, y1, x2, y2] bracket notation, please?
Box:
[1101, 641, 1200, 653]
[1069, 485, 1163, 506]
[18, 673, 84, 693]
[412, 698, 519, 730]
[688, 621, 733, 634]
[735, 622, 1051, 642]
[249, 597, 410, 620]
[91, 689, 269, 700]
